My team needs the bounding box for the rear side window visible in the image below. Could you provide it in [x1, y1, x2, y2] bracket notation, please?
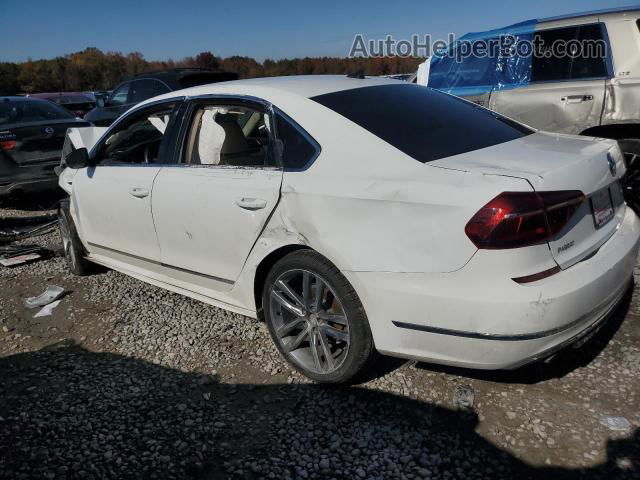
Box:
[531, 24, 608, 82]
[570, 24, 608, 79]
[311, 84, 532, 164]
[531, 27, 578, 82]
[275, 112, 319, 169]
[0, 99, 74, 125]
[129, 79, 170, 104]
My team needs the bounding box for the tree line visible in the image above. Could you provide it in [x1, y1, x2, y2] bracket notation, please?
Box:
[0, 48, 422, 95]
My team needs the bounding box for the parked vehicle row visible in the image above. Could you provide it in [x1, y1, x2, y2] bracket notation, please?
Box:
[84, 68, 238, 126]
[58, 75, 639, 383]
[0, 69, 237, 197]
[0, 96, 90, 196]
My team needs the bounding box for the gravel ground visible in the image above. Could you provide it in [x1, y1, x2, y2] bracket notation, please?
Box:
[0, 195, 639, 479]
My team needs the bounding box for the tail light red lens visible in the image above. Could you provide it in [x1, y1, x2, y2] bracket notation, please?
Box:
[0, 140, 16, 151]
[465, 191, 584, 249]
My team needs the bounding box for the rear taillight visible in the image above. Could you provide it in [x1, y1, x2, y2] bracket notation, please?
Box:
[465, 191, 584, 249]
[0, 140, 16, 151]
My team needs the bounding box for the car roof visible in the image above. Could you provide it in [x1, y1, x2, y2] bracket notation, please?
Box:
[140, 75, 404, 106]
[0, 96, 50, 102]
[123, 68, 238, 88]
[536, 6, 640, 23]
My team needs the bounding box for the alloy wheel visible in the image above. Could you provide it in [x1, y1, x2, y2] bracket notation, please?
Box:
[624, 150, 640, 214]
[269, 269, 350, 374]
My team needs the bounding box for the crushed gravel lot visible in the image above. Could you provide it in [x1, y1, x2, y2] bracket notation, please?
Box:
[0, 195, 639, 480]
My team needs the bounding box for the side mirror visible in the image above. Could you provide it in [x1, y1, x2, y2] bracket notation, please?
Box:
[65, 148, 89, 169]
[96, 96, 106, 108]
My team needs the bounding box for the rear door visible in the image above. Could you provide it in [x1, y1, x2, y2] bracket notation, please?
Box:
[151, 97, 282, 287]
[72, 100, 180, 262]
[490, 23, 609, 134]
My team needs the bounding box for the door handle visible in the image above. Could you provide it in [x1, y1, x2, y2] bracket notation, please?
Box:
[561, 95, 594, 103]
[235, 197, 267, 210]
[129, 187, 149, 198]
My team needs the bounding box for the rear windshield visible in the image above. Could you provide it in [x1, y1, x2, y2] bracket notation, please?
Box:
[311, 84, 533, 163]
[0, 99, 75, 125]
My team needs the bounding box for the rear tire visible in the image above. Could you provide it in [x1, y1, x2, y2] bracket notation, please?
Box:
[58, 199, 91, 276]
[619, 139, 640, 215]
[262, 250, 375, 383]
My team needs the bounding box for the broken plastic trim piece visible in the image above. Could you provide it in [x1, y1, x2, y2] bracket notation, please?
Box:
[24, 286, 65, 309]
[33, 299, 62, 318]
[512, 266, 561, 284]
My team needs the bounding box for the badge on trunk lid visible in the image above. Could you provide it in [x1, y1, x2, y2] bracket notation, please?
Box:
[607, 153, 616, 177]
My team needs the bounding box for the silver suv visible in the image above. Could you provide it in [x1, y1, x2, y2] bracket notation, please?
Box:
[417, 7, 640, 205]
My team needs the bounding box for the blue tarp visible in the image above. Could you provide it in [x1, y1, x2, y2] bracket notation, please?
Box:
[429, 19, 538, 95]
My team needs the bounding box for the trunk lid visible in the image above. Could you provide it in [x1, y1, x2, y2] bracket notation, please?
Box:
[0, 119, 90, 166]
[430, 132, 626, 269]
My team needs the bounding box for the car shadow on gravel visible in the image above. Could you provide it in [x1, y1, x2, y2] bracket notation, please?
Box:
[415, 283, 634, 385]
[0, 342, 636, 480]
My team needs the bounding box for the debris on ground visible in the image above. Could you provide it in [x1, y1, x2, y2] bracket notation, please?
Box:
[32, 299, 62, 318]
[0, 213, 58, 244]
[599, 415, 632, 432]
[0, 245, 54, 267]
[453, 384, 475, 410]
[24, 285, 65, 309]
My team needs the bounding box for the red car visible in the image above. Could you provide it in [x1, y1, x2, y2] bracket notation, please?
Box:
[28, 92, 95, 118]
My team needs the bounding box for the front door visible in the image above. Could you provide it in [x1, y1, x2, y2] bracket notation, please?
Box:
[152, 100, 283, 288]
[72, 101, 179, 262]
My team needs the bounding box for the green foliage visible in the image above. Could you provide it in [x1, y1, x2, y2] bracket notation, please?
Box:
[0, 48, 424, 95]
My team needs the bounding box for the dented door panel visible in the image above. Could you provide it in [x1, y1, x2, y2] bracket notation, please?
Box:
[489, 79, 606, 134]
[602, 78, 640, 125]
[151, 165, 282, 286]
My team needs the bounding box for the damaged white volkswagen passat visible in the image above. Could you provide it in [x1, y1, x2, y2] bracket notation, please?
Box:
[58, 75, 640, 383]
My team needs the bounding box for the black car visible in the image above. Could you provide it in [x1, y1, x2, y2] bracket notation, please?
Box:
[0, 97, 90, 196]
[83, 69, 238, 126]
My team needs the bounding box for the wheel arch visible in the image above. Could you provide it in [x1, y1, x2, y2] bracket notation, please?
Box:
[253, 244, 311, 319]
[580, 124, 640, 140]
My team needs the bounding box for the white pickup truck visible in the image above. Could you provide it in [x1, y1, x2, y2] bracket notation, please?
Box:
[415, 7, 640, 209]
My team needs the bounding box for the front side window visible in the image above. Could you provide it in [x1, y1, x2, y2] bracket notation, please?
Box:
[97, 103, 176, 164]
[312, 84, 532, 164]
[183, 104, 275, 167]
[108, 83, 130, 106]
[275, 112, 319, 169]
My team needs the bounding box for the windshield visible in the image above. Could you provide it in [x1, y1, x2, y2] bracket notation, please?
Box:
[311, 84, 533, 163]
[0, 99, 75, 125]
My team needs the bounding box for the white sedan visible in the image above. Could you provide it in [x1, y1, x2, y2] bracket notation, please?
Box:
[58, 75, 640, 383]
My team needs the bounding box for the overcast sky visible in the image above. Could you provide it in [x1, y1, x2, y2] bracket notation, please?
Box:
[1, 0, 636, 62]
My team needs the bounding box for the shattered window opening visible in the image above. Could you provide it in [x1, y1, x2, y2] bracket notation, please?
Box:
[183, 104, 276, 168]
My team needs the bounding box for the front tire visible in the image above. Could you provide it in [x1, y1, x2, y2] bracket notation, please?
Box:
[58, 199, 91, 276]
[262, 250, 375, 383]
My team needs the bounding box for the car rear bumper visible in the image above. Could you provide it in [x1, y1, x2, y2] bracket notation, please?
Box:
[344, 206, 640, 369]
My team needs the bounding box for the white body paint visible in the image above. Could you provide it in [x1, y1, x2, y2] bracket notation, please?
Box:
[60, 75, 640, 369]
